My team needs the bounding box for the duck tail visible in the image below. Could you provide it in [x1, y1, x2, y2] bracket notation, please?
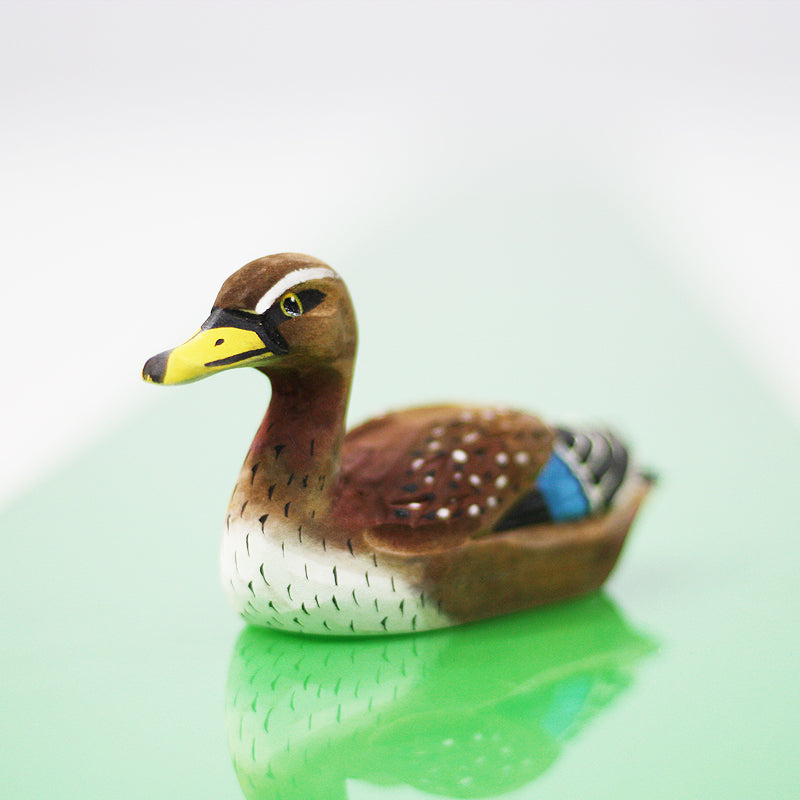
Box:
[639, 468, 659, 486]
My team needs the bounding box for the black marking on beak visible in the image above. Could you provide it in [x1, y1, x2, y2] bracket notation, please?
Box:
[202, 307, 289, 355]
[204, 346, 272, 368]
[142, 351, 169, 383]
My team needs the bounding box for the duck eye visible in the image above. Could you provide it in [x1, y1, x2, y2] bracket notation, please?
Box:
[280, 292, 303, 317]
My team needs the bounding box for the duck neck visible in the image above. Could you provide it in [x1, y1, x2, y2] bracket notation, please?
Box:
[231, 361, 354, 524]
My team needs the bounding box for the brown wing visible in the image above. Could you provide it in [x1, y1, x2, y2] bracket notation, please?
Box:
[333, 405, 553, 554]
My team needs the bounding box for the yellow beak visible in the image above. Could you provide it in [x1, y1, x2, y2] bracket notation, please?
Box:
[142, 326, 272, 385]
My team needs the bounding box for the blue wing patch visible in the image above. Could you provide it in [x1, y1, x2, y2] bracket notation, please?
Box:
[493, 427, 633, 532]
[535, 452, 590, 521]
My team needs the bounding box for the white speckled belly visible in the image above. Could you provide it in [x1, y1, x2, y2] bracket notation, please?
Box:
[220, 518, 451, 635]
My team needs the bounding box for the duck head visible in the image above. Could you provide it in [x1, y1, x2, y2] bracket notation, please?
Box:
[142, 253, 356, 385]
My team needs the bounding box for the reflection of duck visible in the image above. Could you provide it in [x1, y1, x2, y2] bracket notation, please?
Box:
[143, 254, 652, 634]
[226, 594, 655, 799]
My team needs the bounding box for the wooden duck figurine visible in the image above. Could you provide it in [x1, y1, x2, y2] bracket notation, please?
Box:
[143, 253, 652, 635]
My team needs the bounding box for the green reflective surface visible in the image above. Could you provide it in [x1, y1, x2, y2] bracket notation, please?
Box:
[2, 173, 799, 798]
[228, 595, 653, 800]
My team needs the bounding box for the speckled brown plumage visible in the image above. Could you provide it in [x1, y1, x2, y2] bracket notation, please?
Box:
[336, 406, 554, 553]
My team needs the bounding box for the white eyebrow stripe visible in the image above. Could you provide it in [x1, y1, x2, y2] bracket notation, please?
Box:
[254, 267, 338, 314]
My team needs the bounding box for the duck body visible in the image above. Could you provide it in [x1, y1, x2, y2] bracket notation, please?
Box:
[143, 253, 651, 635]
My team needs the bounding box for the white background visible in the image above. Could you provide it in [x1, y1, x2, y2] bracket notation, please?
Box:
[2, 0, 798, 505]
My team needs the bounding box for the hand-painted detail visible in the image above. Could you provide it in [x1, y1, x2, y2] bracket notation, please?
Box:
[253, 266, 337, 313]
[201, 307, 290, 355]
[535, 453, 590, 521]
[280, 292, 303, 317]
[494, 428, 635, 530]
[142, 325, 270, 384]
[145, 286, 330, 384]
[204, 346, 272, 368]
